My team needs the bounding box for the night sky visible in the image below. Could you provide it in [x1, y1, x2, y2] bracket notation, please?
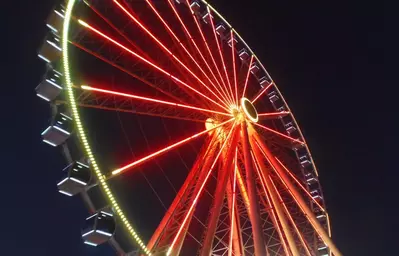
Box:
[2, 0, 392, 255]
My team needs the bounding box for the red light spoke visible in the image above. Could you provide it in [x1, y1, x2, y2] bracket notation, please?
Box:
[253, 122, 304, 145]
[252, 82, 273, 104]
[185, 1, 235, 105]
[112, 0, 231, 111]
[275, 157, 326, 212]
[167, 122, 237, 255]
[165, 0, 233, 106]
[77, 19, 229, 113]
[242, 55, 254, 99]
[208, 6, 235, 105]
[144, 0, 232, 107]
[258, 111, 290, 119]
[112, 118, 234, 176]
[231, 30, 239, 105]
[81, 85, 232, 117]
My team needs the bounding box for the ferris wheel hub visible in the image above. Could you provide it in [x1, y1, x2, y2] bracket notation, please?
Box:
[240, 97, 258, 123]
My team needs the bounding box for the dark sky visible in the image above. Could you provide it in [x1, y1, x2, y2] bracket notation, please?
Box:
[2, 0, 393, 255]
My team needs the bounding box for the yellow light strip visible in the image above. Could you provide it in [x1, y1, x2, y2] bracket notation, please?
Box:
[62, 0, 151, 254]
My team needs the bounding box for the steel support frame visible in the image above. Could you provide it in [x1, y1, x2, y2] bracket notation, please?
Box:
[251, 125, 342, 256]
[200, 127, 240, 256]
[251, 142, 300, 256]
[240, 122, 267, 256]
[148, 136, 217, 254]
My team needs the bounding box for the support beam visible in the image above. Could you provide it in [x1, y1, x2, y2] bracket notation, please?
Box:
[240, 122, 267, 256]
[200, 128, 240, 256]
[250, 124, 342, 256]
[147, 137, 217, 252]
[251, 141, 299, 256]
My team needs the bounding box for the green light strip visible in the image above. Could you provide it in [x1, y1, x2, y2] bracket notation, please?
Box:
[62, 0, 151, 254]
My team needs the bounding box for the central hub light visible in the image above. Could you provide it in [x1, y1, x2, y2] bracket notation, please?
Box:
[240, 97, 258, 123]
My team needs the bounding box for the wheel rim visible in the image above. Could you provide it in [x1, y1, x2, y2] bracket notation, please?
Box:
[60, 1, 340, 255]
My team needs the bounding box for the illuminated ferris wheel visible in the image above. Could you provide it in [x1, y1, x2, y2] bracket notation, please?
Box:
[36, 0, 342, 255]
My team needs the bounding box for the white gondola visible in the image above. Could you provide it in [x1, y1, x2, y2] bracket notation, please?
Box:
[238, 48, 249, 60]
[38, 32, 62, 63]
[41, 113, 72, 147]
[46, 4, 65, 35]
[57, 161, 91, 196]
[190, 0, 200, 12]
[36, 68, 62, 102]
[82, 210, 116, 246]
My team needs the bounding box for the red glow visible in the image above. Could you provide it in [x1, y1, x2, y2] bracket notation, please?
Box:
[185, 1, 235, 104]
[275, 157, 326, 212]
[228, 147, 238, 256]
[78, 19, 229, 112]
[145, 0, 231, 106]
[236, 166, 250, 208]
[258, 111, 290, 117]
[253, 122, 304, 145]
[231, 30, 238, 105]
[270, 177, 313, 256]
[81, 85, 232, 117]
[208, 7, 235, 104]
[113, 0, 231, 111]
[168, 122, 237, 254]
[252, 82, 273, 103]
[241, 55, 254, 99]
[252, 153, 291, 256]
[112, 118, 234, 175]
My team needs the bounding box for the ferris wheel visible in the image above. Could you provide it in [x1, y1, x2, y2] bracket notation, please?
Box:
[36, 0, 342, 255]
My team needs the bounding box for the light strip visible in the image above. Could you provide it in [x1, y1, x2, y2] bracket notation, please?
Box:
[253, 122, 304, 145]
[46, 40, 62, 51]
[168, 0, 233, 105]
[231, 30, 238, 105]
[184, 0, 235, 105]
[112, 118, 234, 175]
[258, 111, 290, 117]
[252, 82, 273, 103]
[83, 241, 98, 247]
[60, 113, 72, 120]
[59, 190, 73, 196]
[70, 177, 87, 186]
[145, 0, 232, 106]
[38, 54, 50, 63]
[96, 230, 113, 237]
[100, 211, 114, 217]
[57, 177, 69, 186]
[36, 93, 51, 102]
[77, 161, 90, 168]
[63, 1, 151, 254]
[54, 125, 71, 135]
[46, 24, 58, 33]
[167, 122, 237, 255]
[241, 55, 254, 99]
[43, 139, 57, 147]
[81, 85, 231, 117]
[78, 19, 228, 112]
[46, 79, 63, 89]
[41, 127, 51, 136]
[82, 230, 94, 237]
[113, 0, 230, 110]
[86, 214, 97, 220]
[207, 6, 235, 104]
